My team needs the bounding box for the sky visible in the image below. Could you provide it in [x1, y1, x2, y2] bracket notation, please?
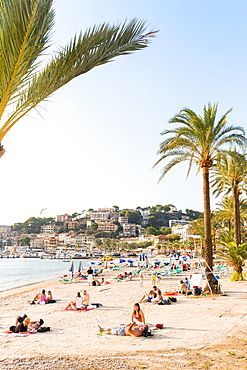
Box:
[1, 0, 247, 225]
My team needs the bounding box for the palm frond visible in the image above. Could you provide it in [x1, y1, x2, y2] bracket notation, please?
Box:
[0, 1, 157, 141]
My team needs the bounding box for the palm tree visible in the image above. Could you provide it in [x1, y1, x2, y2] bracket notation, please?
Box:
[216, 242, 247, 281]
[211, 150, 247, 246]
[215, 196, 247, 234]
[154, 103, 246, 292]
[0, 0, 157, 156]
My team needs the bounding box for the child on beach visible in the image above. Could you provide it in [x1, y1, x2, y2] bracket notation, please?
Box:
[151, 272, 156, 285]
[139, 273, 144, 287]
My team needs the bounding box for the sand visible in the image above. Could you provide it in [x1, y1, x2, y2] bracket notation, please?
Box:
[1, 265, 247, 369]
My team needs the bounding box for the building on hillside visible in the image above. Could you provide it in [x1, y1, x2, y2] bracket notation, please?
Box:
[56, 214, 72, 222]
[44, 235, 58, 247]
[89, 208, 119, 222]
[64, 221, 82, 230]
[118, 216, 128, 225]
[70, 234, 95, 247]
[41, 224, 59, 234]
[0, 225, 11, 232]
[138, 210, 150, 225]
[153, 234, 169, 246]
[137, 226, 147, 236]
[121, 223, 137, 237]
[171, 224, 191, 241]
[169, 219, 190, 228]
[97, 222, 118, 233]
[30, 236, 46, 247]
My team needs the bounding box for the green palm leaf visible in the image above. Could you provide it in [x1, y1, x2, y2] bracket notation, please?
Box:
[0, 0, 157, 142]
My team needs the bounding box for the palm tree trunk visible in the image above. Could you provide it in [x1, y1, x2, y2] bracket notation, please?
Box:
[202, 167, 215, 292]
[0, 143, 5, 158]
[233, 186, 241, 246]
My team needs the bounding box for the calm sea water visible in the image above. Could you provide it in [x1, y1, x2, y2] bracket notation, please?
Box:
[0, 258, 88, 292]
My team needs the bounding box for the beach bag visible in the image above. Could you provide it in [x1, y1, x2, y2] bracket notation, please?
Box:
[37, 327, 50, 333]
[194, 287, 202, 296]
[168, 296, 177, 303]
[90, 303, 102, 308]
[142, 330, 153, 337]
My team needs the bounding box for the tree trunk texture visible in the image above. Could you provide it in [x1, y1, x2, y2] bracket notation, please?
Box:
[233, 186, 241, 246]
[0, 144, 5, 158]
[202, 167, 216, 292]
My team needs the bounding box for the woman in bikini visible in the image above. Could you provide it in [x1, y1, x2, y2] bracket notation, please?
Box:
[131, 303, 145, 326]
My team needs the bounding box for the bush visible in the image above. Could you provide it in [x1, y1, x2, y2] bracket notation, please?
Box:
[230, 271, 244, 281]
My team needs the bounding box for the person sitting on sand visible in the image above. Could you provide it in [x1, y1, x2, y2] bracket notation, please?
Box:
[46, 290, 56, 304]
[81, 290, 90, 307]
[139, 286, 162, 303]
[36, 289, 46, 304]
[30, 289, 46, 304]
[139, 290, 156, 303]
[3, 315, 31, 334]
[65, 292, 83, 310]
[98, 322, 149, 337]
[177, 280, 188, 294]
[131, 303, 145, 326]
[153, 286, 163, 302]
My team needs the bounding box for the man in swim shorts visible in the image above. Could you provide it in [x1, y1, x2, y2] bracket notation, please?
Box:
[98, 322, 148, 337]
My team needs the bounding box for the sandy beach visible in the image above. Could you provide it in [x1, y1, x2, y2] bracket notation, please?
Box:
[1, 265, 247, 369]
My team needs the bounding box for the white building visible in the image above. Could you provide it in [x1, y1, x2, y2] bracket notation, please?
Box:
[171, 224, 191, 241]
[169, 219, 190, 228]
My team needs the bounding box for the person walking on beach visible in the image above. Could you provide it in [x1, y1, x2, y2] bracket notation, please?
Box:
[87, 266, 94, 286]
[131, 303, 145, 326]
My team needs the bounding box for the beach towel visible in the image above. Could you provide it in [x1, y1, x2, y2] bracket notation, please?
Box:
[63, 307, 95, 312]
[0, 332, 35, 337]
[163, 292, 177, 296]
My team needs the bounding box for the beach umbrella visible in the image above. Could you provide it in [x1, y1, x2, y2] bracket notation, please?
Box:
[68, 261, 74, 273]
[128, 259, 134, 263]
[78, 261, 82, 272]
[119, 258, 126, 263]
[154, 261, 161, 264]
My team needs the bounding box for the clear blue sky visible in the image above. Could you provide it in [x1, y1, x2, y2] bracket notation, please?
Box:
[1, 0, 247, 224]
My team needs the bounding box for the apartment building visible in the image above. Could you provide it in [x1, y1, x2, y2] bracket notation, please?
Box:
[118, 216, 128, 225]
[40, 224, 59, 234]
[90, 208, 119, 222]
[97, 222, 118, 233]
[56, 213, 72, 222]
[0, 225, 11, 232]
[70, 234, 95, 246]
[169, 219, 190, 227]
[171, 224, 191, 241]
[122, 223, 137, 237]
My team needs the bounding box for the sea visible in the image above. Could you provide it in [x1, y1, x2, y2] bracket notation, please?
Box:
[0, 258, 89, 292]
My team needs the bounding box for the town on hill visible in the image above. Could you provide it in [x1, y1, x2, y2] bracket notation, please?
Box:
[0, 205, 202, 257]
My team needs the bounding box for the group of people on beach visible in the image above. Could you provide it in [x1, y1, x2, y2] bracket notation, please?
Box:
[65, 290, 90, 310]
[3, 314, 44, 334]
[99, 302, 148, 337]
[30, 289, 55, 305]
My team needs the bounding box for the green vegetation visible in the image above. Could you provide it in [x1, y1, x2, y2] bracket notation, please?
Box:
[216, 242, 247, 281]
[154, 103, 246, 292]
